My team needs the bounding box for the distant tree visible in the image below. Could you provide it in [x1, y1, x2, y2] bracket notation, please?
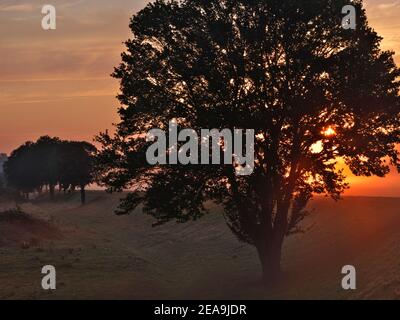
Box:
[34, 136, 62, 198]
[5, 137, 96, 204]
[4, 142, 41, 198]
[58, 141, 97, 204]
[97, 0, 400, 283]
[0, 153, 7, 188]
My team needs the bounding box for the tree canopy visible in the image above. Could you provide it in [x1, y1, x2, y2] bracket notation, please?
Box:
[97, 0, 400, 282]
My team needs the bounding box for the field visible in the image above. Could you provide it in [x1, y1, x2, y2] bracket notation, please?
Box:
[0, 191, 400, 300]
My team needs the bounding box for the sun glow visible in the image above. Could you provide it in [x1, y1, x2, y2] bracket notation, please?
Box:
[310, 140, 323, 154]
[322, 126, 336, 137]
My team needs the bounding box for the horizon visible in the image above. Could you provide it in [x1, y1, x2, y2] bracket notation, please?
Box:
[1, 0, 400, 197]
[83, 187, 400, 199]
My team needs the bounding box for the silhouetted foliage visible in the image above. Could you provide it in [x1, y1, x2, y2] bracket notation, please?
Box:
[58, 141, 97, 204]
[97, 0, 400, 282]
[35, 136, 62, 197]
[5, 137, 97, 204]
[5, 141, 42, 196]
[0, 153, 7, 188]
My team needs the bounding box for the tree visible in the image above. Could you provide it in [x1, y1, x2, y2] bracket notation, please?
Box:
[58, 141, 97, 204]
[5, 142, 42, 197]
[5, 136, 62, 198]
[34, 136, 62, 198]
[5, 137, 96, 204]
[96, 0, 400, 283]
[0, 153, 7, 188]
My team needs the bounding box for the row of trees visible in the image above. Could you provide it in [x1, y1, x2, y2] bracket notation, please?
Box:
[4, 136, 96, 204]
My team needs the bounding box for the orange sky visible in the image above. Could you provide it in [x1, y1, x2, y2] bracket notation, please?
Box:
[0, 0, 399, 196]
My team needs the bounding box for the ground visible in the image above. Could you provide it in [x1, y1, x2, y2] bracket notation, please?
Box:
[0, 191, 400, 300]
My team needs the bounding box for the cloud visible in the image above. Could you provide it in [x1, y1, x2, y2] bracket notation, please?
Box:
[376, 2, 400, 10]
[0, 3, 35, 12]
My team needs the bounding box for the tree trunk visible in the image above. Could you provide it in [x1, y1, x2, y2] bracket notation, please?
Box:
[255, 196, 292, 285]
[80, 186, 86, 205]
[255, 234, 284, 286]
[49, 184, 55, 199]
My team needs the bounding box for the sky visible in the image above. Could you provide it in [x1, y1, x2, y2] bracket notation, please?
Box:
[0, 0, 400, 196]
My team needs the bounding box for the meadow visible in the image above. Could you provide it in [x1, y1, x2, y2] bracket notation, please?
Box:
[0, 191, 400, 299]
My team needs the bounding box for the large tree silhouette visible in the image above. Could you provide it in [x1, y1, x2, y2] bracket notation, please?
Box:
[97, 0, 400, 283]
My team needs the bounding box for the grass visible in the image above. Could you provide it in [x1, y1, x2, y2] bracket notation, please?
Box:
[0, 191, 400, 299]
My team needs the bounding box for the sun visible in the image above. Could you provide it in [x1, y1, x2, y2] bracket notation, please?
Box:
[321, 126, 336, 137]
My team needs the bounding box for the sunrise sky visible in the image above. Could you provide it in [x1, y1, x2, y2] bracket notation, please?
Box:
[1, 0, 400, 196]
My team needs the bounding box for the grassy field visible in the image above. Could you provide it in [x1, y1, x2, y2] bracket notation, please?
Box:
[0, 191, 400, 300]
